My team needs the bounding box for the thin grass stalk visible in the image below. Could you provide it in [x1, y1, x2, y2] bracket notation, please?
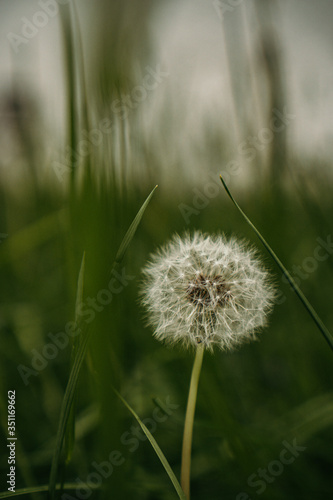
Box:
[113, 388, 187, 500]
[220, 175, 333, 352]
[0, 483, 99, 499]
[48, 186, 157, 499]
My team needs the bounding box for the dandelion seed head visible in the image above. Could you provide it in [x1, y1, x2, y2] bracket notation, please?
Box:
[141, 231, 275, 351]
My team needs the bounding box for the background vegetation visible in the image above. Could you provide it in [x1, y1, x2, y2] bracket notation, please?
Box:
[0, 1, 332, 499]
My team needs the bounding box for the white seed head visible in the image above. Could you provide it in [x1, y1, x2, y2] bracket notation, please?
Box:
[141, 231, 275, 351]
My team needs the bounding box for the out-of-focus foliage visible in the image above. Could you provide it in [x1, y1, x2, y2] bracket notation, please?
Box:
[0, 1, 333, 499]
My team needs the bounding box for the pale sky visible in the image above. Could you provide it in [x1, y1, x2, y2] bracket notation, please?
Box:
[1, 0, 333, 185]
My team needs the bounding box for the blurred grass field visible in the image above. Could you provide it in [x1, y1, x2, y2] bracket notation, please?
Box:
[1, 1, 333, 499]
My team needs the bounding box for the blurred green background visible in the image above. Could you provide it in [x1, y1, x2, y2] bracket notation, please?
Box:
[0, 0, 333, 499]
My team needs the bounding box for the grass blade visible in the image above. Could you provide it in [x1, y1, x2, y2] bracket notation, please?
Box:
[63, 252, 86, 465]
[220, 175, 333, 351]
[59, 3, 77, 189]
[113, 185, 158, 268]
[0, 483, 99, 499]
[112, 388, 186, 500]
[74, 252, 86, 326]
[48, 328, 91, 500]
[48, 186, 157, 499]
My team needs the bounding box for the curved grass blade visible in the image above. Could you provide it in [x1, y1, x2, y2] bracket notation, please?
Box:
[63, 252, 86, 466]
[49, 328, 91, 500]
[220, 175, 333, 352]
[0, 483, 99, 499]
[48, 186, 158, 499]
[113, 185, 158, 268]
[112, 388, 186, 500]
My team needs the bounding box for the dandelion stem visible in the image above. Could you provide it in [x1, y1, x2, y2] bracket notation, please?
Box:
[181, 345, 204, 499]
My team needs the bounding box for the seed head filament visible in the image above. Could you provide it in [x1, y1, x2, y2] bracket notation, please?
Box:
[186, 273, 231, 309]
[141, 231, 275, 351]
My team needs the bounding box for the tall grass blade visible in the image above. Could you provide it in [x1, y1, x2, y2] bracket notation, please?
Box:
[74, 252, 86, 327]
[112, 388, 186, 500]
[0, 483, 99, 499]
[48, 328, 91, 500]
[59, 3, 77, 189]
[48, 186, 157, 499]
[113, 185, 158, 268]
[220, 175, 333, 351]
[63, 252, 86, 465]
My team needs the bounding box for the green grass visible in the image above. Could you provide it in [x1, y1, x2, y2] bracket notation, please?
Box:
[1, 176, 333, 499]
[1, 2, 333, 500]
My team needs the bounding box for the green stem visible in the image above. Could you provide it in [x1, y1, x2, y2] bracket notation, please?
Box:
[180, 345, 204, 499]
